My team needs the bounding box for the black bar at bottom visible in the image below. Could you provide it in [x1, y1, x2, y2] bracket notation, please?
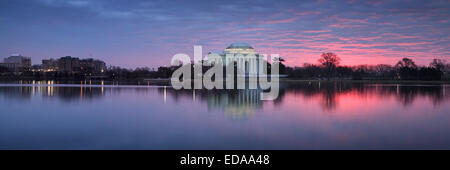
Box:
[1, 150, 448, 169]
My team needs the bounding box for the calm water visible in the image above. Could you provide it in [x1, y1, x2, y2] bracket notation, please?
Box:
[0, 81, 449, 149]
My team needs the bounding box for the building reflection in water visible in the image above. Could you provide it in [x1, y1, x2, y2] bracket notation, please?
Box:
[160, 88, 263, 119]
[205, 89, 262, 119]
[0, 80, 106, 102]
[0, 81, 449, 117]
[161, 82, 450, 117]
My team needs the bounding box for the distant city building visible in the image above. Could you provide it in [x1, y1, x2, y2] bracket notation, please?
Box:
[42, 59, 58, 72]
[41, 56, 106, 73]
[0, 54, 31, 72]
[31, 64, 42, 72]
[80, 58, 106, 73]
[57, 56, 80, 73]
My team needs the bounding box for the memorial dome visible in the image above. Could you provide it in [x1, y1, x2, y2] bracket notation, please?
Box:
[224, 42, 256, 54]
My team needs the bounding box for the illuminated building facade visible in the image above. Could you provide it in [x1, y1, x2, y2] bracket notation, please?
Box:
[0, 54, 31, 72]
[42, 59, 58, 72]
[57, 56, 80, 73]
[42, 57, 106, 73]
[207, 42, 266, 77]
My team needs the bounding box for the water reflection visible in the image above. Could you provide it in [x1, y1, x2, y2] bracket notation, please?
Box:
[1, 81, 450, 149]
[160, 82, 450, 115]
[283, 82, 449, 110]
[0, 84, 105, 102]
[0, 82, 449, 114]
[159, 88, 263, 119]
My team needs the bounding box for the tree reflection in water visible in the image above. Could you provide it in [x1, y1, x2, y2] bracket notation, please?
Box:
[0, 81, 449, 116]
[160, 82, 449, 117]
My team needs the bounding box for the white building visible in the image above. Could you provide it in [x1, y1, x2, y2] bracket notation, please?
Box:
[207, 42, 266, 77]
[0, 54, 31, 72]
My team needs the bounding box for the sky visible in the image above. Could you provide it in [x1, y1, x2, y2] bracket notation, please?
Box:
[0, 0, 449, 68]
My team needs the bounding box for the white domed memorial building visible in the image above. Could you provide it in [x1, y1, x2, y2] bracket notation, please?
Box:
[207, 42, 268, 77]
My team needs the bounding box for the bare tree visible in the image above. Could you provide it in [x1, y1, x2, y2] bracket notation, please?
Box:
[318, 52, 340, 80]
[430, 58, 446, 71]
[395, 57, 417, 69]
[395, 57, 418, 80]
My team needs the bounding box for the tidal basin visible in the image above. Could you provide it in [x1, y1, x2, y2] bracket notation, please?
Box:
[0, 81, 449, 149]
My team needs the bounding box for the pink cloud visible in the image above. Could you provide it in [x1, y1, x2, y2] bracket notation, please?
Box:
[264, 17, 298, 24]
[238, 27, 266, 32]
[382, 33, 418, 39]
[296, 11, 321, 16]
[302, 30, 331, 33]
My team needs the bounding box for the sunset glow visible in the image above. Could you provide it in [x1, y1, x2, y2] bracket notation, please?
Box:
[1, 0, 449, 68]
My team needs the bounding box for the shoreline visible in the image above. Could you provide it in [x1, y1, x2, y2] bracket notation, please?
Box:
[281, 79, 450, 84]
[1, 78, 450, 85]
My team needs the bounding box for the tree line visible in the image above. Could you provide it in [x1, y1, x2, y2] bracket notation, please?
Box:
[1, 53, 448, 81]
[284, 53, 449, 81]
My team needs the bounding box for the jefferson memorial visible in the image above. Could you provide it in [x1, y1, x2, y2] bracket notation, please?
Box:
[207, 42, 266, 77]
